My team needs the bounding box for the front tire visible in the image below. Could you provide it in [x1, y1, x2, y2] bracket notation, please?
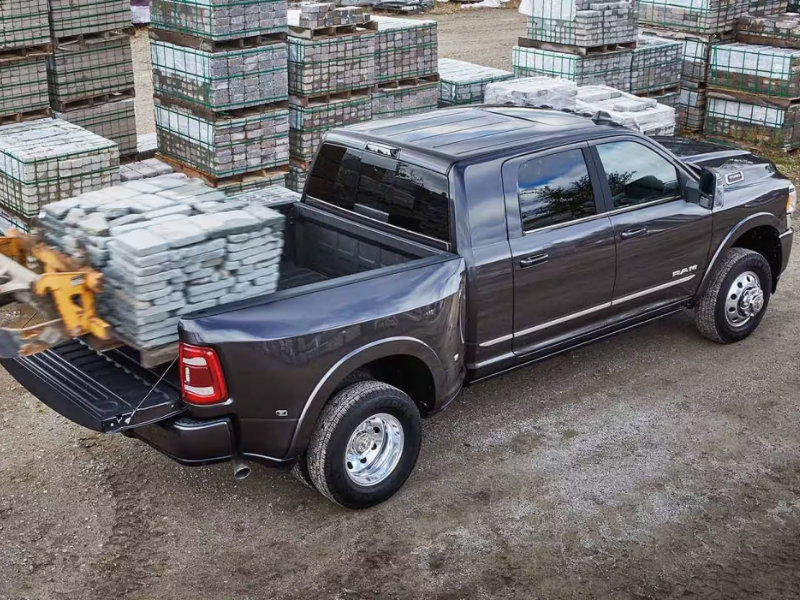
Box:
[307, 381, 421, 509]
[695, 247, 772, 344]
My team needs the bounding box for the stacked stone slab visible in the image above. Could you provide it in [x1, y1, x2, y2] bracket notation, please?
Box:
[631, 35, 683, 94]
[513, 45, 634, 91]
[638, 0, 750, 35]
[438, 58, 514, 106]
[0, 119, 119, 219]
[710, 43, 800, 97]
[39, 175, 291, 349]
[371, 16, 438, 120]
[287, 5, 376, 191]
[525, 0, 639, 47]
[737, 13, 800, 50]
[152, 0, 290, 190]
[0, 0, 50, 50]
[705, 89, 799, 148]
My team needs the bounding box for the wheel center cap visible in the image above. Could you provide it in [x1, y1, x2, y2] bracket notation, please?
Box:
[740, 287, 764, 317]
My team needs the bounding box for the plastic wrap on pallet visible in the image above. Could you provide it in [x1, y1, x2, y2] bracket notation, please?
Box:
[151, 40, 288, 111]
[39, 175, 290, 349]
[0, 0, 50, 50]
[372, 16, 438, 82]
[0, 56, 50, 117]
[155, 101, 289, 178]
[48, 36, 135, 106]
[704, 93, 800, 150]
[49, 0, 132, 39]
[288, 33, 376, 96]
[631, 35, 683, 93]
[289, 93, 372, 160]
[151, 0, 288, 40]
[0, 119, 119, 218]
[438, 58, 514, 106]
[710, 43, 800, 98]
[513, 45, 633, 91]
[575, 85, 676, 135]
[372, 82, 438, 120]
[525, 0, 638, 48]
[483, 76, 578, 109]
[55, 98, 138, 157]
[638, 0, 749, 34]
[736, 13, 800, 49]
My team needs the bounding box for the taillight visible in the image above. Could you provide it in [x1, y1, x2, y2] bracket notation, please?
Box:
[179, 343, 228, 405]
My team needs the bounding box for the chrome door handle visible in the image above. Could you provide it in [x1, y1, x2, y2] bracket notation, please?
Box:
[520, 253, 549, 268]
[620, 227, 648, 240]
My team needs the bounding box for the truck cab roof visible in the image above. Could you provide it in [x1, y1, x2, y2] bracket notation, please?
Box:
[326, 106, 624, 172]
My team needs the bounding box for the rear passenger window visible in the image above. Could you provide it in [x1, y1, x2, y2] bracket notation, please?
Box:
[307, 144, 361, 207]
[518, 149, 597, 232]
[595, 141, 681, 209]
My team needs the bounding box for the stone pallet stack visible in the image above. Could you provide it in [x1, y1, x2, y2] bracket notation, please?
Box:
[0, 0, 51, 125]
[287, 4, 377, 191]
[631, 35, 683, 97]
[39, 175, 290, 350]
[516, 0, 639, 92]
[151, 0, 290, 190]
[737, 13, 800, 49]
[638, 0, 750, 34]
[371, 16, 438, 120]
[438, 59, 514, 106]
[47, 0, 137, 157]
[0, 119, 119, 222]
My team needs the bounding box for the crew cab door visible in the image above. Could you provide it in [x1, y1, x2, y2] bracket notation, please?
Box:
[502, 144, 617, 355]
[589, 138, 713, 311]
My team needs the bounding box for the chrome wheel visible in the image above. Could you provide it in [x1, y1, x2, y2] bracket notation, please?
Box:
[724, 270, 764, 328]
[345, 413, 404, 487]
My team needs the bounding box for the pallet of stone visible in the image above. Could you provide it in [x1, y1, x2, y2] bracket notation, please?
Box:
[525, 1, 638, 49]
[372, 16, 438, 84]
[289, 90, 372, 161]
[639, 27, 736, 86]
[49, 0, 133, 41]
[150, 36, 288, 112]
[736, 14, 800, 50]
[676, 85, 708, 130]
[39, 175, 288, 352]
[154, 97, 289, 180]
[513, 45, 634, 91]
[0, 0, 50, 51]
[0, 119, 119, 218]
[372, 80, 438, 120]
[151, 0, 287, 42]
[704, 88, 799, 149]
[637, 0, 750, 35]
[0, 107, 52, 126]
[631, 35, 683, 94]
[288, 30, 376, 97]
[288, 4, 376, 39]
[710, 43, 800, 98]
[0, 54, 50, 118]
[48, 33, 135, 110]
[438, 58, 514, 106]
[54, 97, 138, 158]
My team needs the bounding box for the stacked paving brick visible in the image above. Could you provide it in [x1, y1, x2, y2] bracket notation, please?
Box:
[39, 176, 294, 350]
[47, 0, 138, 157]
[371, 16, 438, 120]
[0, 0, 51, 125]
[438, 59, 514, 106]
[0, 119, 119, 223]
[705, 40, 800, 149]
[516, 0, 639, 92]
[287, 4, 377, 191]
[152, 0, 290, 190]
[631, 35, 683, 95]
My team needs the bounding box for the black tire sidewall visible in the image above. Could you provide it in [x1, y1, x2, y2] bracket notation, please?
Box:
[325, 388, 421, 509]
[713, 253, 772, 343]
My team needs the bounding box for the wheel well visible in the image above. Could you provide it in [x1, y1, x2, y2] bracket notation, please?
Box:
[732, 226, 782, 290]
[334, 355, 436, 414]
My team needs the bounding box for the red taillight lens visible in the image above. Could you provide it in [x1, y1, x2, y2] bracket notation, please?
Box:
[179, 343, 228, 405]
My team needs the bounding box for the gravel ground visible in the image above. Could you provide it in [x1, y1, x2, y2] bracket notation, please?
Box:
[3, 9, 800, 600]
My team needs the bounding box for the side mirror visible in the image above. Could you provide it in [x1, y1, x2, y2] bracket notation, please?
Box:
[699, 168, 718, 198]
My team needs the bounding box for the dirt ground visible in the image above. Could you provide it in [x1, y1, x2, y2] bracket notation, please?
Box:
[4, 8, 800, 600]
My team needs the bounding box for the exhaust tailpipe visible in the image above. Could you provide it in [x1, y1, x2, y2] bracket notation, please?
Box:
[232, 458, 251, 481]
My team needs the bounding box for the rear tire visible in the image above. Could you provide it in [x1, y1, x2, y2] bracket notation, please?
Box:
[307, 381, 421, 509]
[695, 247, 772, 344]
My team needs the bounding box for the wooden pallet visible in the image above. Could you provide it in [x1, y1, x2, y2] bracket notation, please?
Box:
[156, 153, 290, 188]
[376, 73, 440, 90]
[51, 88, 136, 113]
[149, 27, 287, 53]
[634, 85, 681, 98]
[289, 20, 378, 40]
[0, 107, 52, 126]
[517, 37, 636, 56]
[289, 87, 372, 108]
[54, 27, 135, 45]
[153, 94, 288, 121]
[0, 43, 52, 64]
[707, 87, 800, 108]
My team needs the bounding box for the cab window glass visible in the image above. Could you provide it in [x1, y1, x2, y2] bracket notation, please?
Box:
[595, 141, 681, 209]
[517, 149, 597, 232]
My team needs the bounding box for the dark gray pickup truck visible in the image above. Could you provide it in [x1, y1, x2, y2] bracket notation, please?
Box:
[4, 107, 795, 508]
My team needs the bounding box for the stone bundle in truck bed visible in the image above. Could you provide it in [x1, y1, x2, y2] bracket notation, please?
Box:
[40, 176, 296, 349]
[637, 0, 749, 35]
[710, 43, 800, 98]
[49, 0, 132, 40]
[513, 45, 633, 91]
[525, 0, 638, 48]
[152, 0, 288, 40]
[438, 58, 514, 106]
[0, 0, 50, 50]
[0, 119, 119, 219]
